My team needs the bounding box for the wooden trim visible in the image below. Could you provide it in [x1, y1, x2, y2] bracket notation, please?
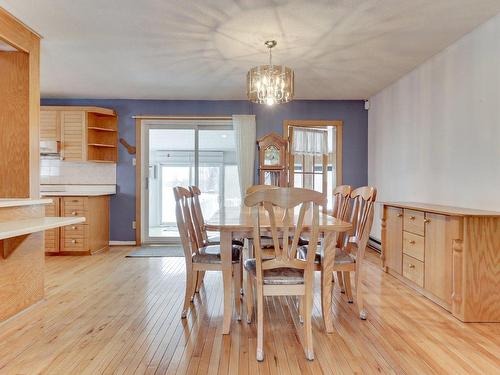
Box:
[0, 8, 40, 199]
[41, 106, 116, 116]
[135, 119, 142, 245]
[132, 115, 232, 120]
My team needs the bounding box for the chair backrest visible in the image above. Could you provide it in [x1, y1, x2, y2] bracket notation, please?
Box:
[344, 186, 377, 254]
[174, 186, 200, 260]
[245, 184, 280, 195]
[244, 187, 324, 277]
[188, 185, 207, 246]
[332, 185, 352, 220]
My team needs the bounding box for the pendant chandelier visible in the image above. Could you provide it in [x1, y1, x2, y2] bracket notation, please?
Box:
[246, 40, 294, 105]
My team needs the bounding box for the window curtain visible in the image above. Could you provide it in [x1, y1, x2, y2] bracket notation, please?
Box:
[291, 127, 328, 156]
[233, 115, 257, 200]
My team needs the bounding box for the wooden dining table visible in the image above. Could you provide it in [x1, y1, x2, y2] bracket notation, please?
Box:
[205, 205, 352, 335]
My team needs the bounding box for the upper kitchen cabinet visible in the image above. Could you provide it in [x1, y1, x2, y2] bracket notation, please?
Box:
[40, 106, 118, 163]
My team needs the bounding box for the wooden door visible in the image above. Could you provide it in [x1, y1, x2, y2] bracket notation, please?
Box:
[424, 213, 453, 304]
[61, 111, 86, 161]
[44, 197, 60, 253]
[40, 110, 60, 142]
[383, 206, 403, 274]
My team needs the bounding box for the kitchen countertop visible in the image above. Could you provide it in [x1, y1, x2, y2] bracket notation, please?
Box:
[0, 216, 86, 240]
[0, 198, 52, 208]
[40, 184, 116, 196]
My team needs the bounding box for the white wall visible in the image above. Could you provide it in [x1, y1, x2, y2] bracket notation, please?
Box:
[368, 13, 500, 240]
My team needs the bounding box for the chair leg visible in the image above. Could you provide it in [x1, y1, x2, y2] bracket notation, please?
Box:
[343, 271, 353, 303]
[182, 265, 194, 318]
[355, 265, 366, 320]
[337, 271, 345, 293]
[240, 258, 244, 296]
[303, 291, 314, 361]
[256, 284, 264, 362]
[246, 273, 254, 323]
[233, 264, 241, 321]
[195, 271, 205, 293]
[298, 296, 304, 324]
[190, 271, 198, 302]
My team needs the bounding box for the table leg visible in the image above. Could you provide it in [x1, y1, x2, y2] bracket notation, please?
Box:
[321, 232, 338, 333]
[221, 230, 232, 334]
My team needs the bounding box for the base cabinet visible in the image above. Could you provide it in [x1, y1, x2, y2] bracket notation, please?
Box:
[382, 202, 500, 322]
[43, 195, 109, 255]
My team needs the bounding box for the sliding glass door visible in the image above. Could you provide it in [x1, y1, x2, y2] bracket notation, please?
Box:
[143, 122, 240, 243]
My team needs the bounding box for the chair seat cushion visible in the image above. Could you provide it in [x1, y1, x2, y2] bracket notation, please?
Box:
[192, 244, 242, 264]
[297, 245, 355, 265]
[260, 235, 309, 248]
[207, 235, 244, 247]
[244, 258, 304, 285]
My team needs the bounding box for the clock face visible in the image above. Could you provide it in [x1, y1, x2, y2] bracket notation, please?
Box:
[264, 145, 280, 166]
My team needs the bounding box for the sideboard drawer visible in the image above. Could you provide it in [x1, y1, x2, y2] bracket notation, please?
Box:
[403, 254, 424, 287]
[62, 224, 87, 238]
[404, 209, 425, 236]
[403, 231, 425, 261]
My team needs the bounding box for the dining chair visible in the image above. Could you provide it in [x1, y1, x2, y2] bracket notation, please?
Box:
[244, 187, 323, 361]
[189, 185, 244, 292]
[298, 186, 377, 320]
[329, 185, 352, 291]
[174, 186, 243, 319]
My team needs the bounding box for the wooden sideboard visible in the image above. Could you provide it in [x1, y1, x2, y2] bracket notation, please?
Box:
[381, 202, 500, 323]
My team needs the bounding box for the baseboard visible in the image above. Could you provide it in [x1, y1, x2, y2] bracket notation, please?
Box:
[368, 236, 381, 253]
[109, 241, 136, 246]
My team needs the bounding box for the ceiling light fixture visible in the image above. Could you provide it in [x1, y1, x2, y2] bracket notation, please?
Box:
[246, 40, 294, 106]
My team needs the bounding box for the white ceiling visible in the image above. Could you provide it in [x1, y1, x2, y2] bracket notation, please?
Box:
[1, 0, 500, 100]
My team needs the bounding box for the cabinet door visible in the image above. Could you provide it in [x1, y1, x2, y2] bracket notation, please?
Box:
[424, 213, 453, 304]
[40, 110, 60, 141]
[61, 111, 86, 161]
[44, 197, 60, 253]
[383, 206, 403, 274]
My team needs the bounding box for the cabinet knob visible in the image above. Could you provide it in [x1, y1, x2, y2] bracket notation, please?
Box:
[409, 240, 416, 245]
[71, 211, 77, 216]
[408, 264, 415, 269]
[409, 216, 416, 220]
[71, 239, 76, 244]
[397, 213, 403, 217]
[424, 218, 431, 224]
[72, 226, 77, 230]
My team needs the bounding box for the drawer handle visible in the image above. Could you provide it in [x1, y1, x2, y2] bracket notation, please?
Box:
[71, 239, 77, 244]
[72, 226, 77, 230]
[408, 264, 415, 269]
[397, 213, 403, 217]
[71, 211, 77, 216]
[409, 240, 416, 245]
[409, 216, 416, 220]
[424, 219, 431, 224]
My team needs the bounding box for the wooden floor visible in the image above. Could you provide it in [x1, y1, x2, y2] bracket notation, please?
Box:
[0, 247, 499, 375]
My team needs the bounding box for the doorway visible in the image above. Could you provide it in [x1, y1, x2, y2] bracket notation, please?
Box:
[141, 119, 240, 244]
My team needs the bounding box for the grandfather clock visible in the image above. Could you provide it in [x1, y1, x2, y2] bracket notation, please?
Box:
[257, 132, 288, 187]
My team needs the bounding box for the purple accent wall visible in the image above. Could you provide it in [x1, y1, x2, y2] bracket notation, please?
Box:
[41, 99, 367, 241]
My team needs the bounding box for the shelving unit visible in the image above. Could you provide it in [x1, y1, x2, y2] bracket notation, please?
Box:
[41, 106, 119, 163]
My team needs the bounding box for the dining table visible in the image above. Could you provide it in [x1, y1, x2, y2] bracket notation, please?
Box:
[205, 205, 352, 335]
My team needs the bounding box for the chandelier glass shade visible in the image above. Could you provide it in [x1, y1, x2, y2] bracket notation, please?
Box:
[246, 41, 294, 105]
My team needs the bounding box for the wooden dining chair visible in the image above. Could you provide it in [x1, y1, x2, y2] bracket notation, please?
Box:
[330, 185, 352, 291]
[174, 186, 243, 319]
[244, 187, 323, 361]
[298, 186, 376, 320]
[188, 185, 244, 247]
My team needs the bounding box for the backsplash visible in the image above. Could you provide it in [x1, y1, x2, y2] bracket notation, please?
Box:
[40, 159, 116, 185]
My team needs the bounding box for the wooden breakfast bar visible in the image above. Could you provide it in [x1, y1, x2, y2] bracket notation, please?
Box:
[0, 199, 85, 322]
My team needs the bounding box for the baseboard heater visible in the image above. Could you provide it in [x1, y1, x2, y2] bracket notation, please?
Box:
[368, 236, 381, 253]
